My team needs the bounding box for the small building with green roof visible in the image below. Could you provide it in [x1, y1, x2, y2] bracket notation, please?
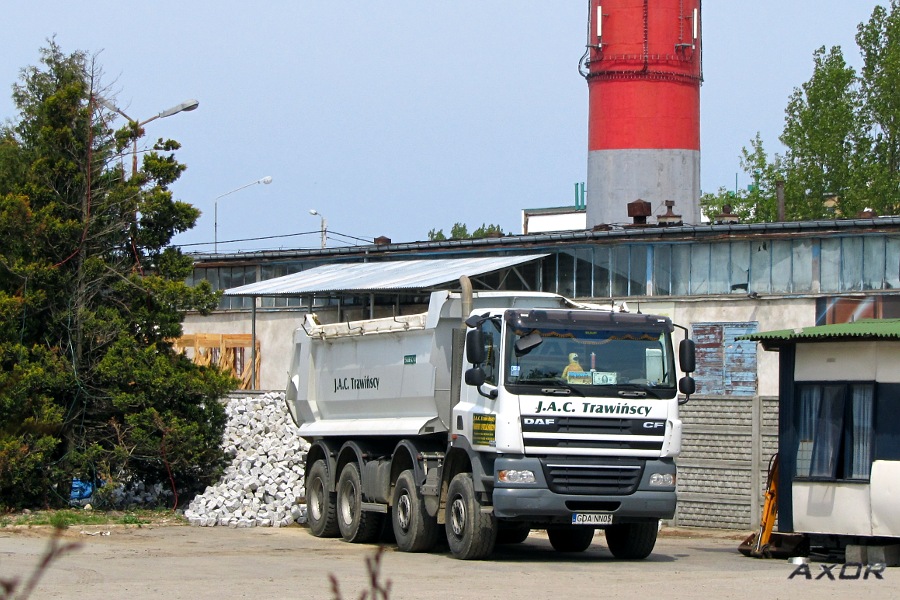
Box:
[742, 320, 900, 549]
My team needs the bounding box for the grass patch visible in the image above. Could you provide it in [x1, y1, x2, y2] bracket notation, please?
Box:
[0, 509, 186, 529]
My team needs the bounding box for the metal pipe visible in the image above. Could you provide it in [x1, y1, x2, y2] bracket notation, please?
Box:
[776, 180, 786, 221]
[459, 275, 473, 327]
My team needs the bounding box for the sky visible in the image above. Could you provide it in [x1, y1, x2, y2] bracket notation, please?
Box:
[2, 1, 887, 252]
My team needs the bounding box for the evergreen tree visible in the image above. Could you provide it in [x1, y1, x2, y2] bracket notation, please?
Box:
[0, 42, 234, 509]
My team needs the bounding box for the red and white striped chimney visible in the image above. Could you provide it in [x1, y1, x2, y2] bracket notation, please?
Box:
[581, 0, 703, 226]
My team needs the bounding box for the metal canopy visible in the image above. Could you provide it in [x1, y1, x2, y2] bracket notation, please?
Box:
[223, 254, 548, 297]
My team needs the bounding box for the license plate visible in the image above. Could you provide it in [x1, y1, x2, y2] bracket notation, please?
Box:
[571, 513, 614, 525]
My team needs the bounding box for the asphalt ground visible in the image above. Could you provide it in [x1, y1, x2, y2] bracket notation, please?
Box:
[0, 524, 894, 599]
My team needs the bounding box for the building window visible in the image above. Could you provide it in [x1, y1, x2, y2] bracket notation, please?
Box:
[771, 240, 792, 293]
[690, 244, 710, 295]
[611, 246, 631, 297]
[863, 237, 886, 290]
[792, 239, 813, 292]
[842, 237, 864, 291]
[672, 245, 691, 296]
[653, 244, 672, 296]
[794, 383, 874, 481]
[730, 241, 751, 293]
[592, 246, 611, 298]
[709, 243, 731, 294]
[888, 237, 900, 289]
[750, 240, 771, 293]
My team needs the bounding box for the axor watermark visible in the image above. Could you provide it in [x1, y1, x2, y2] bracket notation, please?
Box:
[788, 562, 886, 580]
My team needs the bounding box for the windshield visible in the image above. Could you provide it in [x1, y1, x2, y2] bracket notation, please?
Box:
[503, 311, 676, 398]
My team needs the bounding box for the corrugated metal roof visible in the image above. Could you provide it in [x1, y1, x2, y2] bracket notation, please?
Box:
[223, 254, 548, 296]
[191, 216, 900, 262]
[740, 319, 900, 349]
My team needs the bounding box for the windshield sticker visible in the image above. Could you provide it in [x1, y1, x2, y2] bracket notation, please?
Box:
[566, 371, 593, 385]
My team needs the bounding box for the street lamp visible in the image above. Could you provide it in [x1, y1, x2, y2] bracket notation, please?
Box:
[215, 176, 274, 253]
[99, 98, 199, 176]
[309, 209, 327, 249]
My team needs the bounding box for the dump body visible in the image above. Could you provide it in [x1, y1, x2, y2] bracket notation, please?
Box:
[285, 291, 572, 437]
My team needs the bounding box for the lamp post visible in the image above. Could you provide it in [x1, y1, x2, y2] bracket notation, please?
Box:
[309, 209, 327, 249]
[98, 98, 199, 177]
[215, 176, 273, 253]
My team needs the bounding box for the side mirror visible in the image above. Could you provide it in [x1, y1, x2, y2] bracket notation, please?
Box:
[465, 367, 497, 399]
[679, 339, 696, 374]
[466, 329, 485, 364]
[465, 367, 486, 387]
[678, 376, 696, 404]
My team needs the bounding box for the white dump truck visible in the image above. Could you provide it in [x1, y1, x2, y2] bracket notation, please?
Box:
[286, 279, 696, 559]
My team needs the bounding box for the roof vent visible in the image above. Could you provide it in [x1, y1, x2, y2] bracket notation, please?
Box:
[857, 208, 878, 219]
[715, 204, 740, 225]
[656, 200, 683, 226]
[627, 199, 652, 226]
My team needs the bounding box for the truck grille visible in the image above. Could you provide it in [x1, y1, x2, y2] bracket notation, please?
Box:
[542, 459, 643, 495]
[520, 416, 665, 453]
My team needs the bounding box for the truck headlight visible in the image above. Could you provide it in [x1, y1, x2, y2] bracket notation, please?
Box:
[649, 473, 675, 487]
[498, 470, 536, 484]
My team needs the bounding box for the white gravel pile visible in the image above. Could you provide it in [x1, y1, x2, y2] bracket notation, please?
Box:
[184, 392, 310, 527]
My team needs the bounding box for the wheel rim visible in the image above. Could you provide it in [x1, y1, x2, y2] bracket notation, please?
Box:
[396, 493, 412, 533]
[449, 496, 467, 538]
[339, 480, 355, 526]
[310, 479, 324, 521]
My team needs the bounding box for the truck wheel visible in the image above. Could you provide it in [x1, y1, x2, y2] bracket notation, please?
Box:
[392, 469, 439, 552]
[547, 527, 595, 552]
[337, 462, 383, 543]
[604, 520, 659, 559]
[306, 459, 339, 537]
[444, 473, 497, 560]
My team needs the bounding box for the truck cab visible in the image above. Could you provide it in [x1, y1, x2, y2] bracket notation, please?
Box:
[447, 305, 691, 557]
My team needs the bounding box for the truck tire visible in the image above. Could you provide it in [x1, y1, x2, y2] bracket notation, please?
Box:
[306, 459, 339, 538]
[444, 473, 497, 560]
[547, 526, 595, 552]
[604, 520, 659, 559]
[391, 469, 439, 552]
[336, 462, 383, 543]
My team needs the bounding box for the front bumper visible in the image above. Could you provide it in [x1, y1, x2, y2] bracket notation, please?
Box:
[490, 456, 676, 522]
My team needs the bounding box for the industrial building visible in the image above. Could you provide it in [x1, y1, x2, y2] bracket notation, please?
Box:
[183, 215, 900, 531]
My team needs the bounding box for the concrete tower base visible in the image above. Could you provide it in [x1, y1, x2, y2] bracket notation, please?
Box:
[586, 148, 701, 227]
